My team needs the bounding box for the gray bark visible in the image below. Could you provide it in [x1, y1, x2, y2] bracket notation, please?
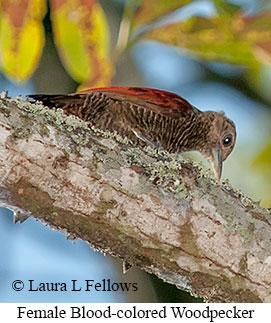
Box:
[0, 93, 270, 302]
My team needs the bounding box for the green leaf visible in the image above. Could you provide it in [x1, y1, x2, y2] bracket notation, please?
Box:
[213, 0, 241, 15]
[247, 63, 271, 104]
[251, 142, 271, 175]
[0, 0, 47, 82]
[142, 11, 271, 66]
[50, 0, 113, 88]
[251, 142, 271, 207]
[132, 0, 194, 28]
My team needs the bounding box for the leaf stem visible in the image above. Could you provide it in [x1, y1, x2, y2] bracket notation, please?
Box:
[112, 0, 137, 63]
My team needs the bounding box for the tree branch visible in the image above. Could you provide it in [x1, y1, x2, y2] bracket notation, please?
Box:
[0, 93, 270, 302]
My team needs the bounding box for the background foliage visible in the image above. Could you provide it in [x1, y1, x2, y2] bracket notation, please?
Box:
[1, 0, 270, 86]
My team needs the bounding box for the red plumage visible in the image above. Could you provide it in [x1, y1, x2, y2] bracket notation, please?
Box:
[81, 86, 194, 112]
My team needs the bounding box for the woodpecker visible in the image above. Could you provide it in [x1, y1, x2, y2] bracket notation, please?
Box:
[29, 86, 236, 179]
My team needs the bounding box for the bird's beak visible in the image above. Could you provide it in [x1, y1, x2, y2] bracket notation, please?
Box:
[210, 147, 222, 180]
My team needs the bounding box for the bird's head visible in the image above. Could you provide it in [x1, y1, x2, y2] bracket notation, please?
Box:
[199, 111, 236, 180]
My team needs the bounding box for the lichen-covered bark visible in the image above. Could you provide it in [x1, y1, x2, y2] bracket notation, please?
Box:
[0, 93, 270, 302]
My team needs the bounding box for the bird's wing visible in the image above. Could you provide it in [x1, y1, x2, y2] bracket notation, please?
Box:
[80, 87, 199, 118]
[29, 87, 199, 119]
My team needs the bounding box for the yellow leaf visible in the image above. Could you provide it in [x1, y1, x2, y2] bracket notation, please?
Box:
[50, 0, 113, 88]
[0, 0, 47, 82]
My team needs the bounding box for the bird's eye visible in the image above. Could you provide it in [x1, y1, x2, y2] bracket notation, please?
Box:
[223, 134, 232, 147]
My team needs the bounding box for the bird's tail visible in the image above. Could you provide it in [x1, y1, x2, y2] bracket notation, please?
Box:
[28, 94, 82, 111]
